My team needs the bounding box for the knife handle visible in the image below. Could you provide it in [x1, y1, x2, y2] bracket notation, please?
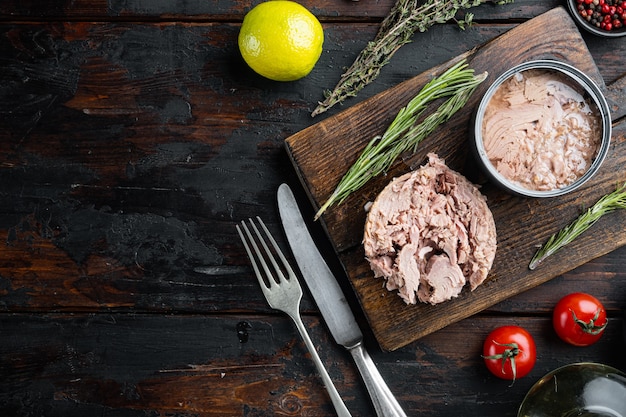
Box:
[348, 342, 407, 417]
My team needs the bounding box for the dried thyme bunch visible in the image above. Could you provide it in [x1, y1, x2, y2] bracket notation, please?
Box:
[312, 0, 513, 117]
[314, 60, 486, 220]
[529, 183, 626, 270]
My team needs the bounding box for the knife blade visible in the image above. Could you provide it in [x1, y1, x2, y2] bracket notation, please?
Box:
[277, 183, 407, 417]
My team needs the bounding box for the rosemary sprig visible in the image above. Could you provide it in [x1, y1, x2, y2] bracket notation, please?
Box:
[314, 60, 487, 220]
[529, 183, 626, 270]
[312, 0, 513, 117]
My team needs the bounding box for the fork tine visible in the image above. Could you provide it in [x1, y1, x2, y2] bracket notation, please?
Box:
[246, 218, 283, 285]
[236, 221, 264, 284]
[250, 216, 297, 282]
[237, 219, 277, 291]
[237, 216, 295, 288]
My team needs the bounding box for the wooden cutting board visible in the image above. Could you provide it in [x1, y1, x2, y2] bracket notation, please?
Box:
[285, 7, 626, 351]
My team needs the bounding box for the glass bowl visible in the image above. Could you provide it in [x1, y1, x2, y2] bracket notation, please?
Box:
[518, 362, 626, 417]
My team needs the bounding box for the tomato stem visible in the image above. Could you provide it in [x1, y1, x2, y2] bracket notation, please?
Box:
[571, 308, 607, 335]
[482, 341, 520, 382]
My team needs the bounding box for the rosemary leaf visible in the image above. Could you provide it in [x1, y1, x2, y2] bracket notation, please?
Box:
[314, 60, 486, 220]
[529, 183, 626, 270]
[312, 0, 513, 117]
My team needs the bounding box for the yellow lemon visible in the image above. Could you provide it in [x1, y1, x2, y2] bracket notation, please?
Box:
[238, 1, 324, 82]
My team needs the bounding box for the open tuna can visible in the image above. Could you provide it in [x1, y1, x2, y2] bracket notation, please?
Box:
[471, 60, 612, 198]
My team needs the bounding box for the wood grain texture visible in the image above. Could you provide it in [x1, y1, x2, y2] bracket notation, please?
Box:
[1, 313, 624, 417]
[0, 0, 561, 20]
[285, 7, 626, 351]
[1, 2, 626, 416]
[0, 18, 516, 313]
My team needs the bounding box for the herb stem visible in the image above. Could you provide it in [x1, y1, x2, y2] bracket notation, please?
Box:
[312, 0, 513, 117]
[314, 60, 486, 220]
[529, 182, 626, 270]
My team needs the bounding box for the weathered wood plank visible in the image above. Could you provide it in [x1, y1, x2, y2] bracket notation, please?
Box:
[1, 16, 625, 316]
[1, 313, 624, 416]
[0, 0, 560, 21]
[0, 3, 624, 417]
[0, 20, 504, 313]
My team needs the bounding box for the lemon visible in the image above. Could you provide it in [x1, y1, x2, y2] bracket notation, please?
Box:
[238, 1, 324, 82]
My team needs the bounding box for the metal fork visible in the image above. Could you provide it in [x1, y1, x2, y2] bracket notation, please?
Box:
[236, 217, 352, 417]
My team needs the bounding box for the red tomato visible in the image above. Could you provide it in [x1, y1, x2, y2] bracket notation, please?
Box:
[483, 325, 536, 381]
[553, 292, 607, 346]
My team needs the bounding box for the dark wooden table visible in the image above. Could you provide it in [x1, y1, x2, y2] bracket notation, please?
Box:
[1, 1, 625, 416]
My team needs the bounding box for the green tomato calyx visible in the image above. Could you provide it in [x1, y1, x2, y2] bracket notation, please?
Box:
[571, 308, 607, 336]
[483, 341, 520, 382]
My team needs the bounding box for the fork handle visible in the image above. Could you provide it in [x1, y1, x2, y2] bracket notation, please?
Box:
[347, 342, 407, 417]
[290, 313, 352, 417]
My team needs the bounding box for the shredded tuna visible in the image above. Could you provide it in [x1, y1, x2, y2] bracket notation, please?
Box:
[482, 69, 602, 191]
[363, 154, 497, 305]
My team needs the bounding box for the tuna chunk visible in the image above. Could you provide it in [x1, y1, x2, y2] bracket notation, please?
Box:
[363, 154, 497, 305]
[482, 69, 602, 191]
[418, 254, 466, 304]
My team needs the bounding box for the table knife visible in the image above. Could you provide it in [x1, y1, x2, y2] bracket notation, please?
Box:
[277, 183, 407, 417]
